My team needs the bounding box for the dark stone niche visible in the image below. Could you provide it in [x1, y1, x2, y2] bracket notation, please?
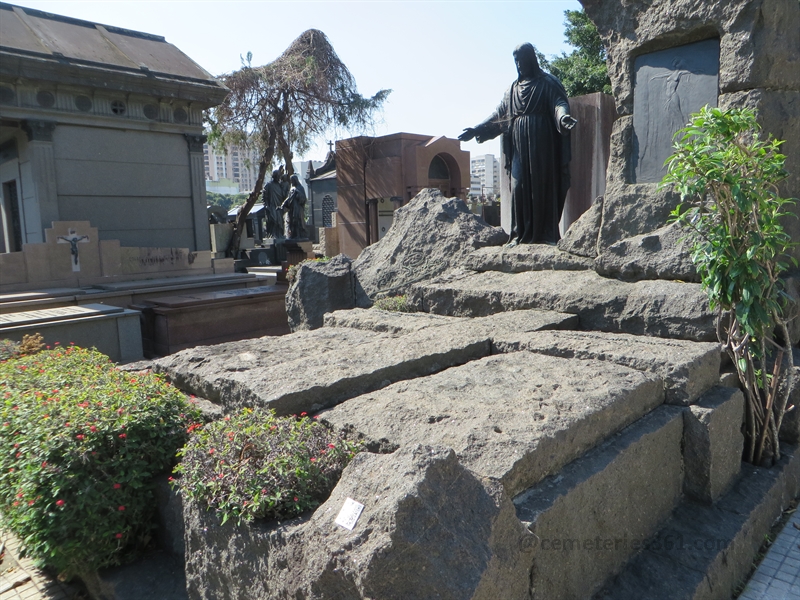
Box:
[632, 38, 720, 183]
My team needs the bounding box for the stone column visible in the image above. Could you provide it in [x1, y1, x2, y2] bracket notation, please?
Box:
[185, 134, 211, 252]
[21, 120, 57, 243]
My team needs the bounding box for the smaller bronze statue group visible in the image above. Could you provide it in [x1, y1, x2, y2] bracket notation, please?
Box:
[262, 166, 308, 240]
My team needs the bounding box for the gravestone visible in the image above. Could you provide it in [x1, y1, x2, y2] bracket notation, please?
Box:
[579, 0, 800, 255]
[632, 39, 720, 184]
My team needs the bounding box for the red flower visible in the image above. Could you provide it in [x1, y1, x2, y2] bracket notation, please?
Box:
[41, 461, 47, 467]
[300, 412, 308, 417]
[118, 433, 126, 439]
[76, 434, 84, 440]
[113, 483, 121, 490]
[118, 505, 125, 511]
[294, 496, 299, 502]
[13, 501, 19, 507]
[90, 426, 97, 433]
[328, 443, 336, 449]
[54, 342, 60, 345]
[209, 448, 215, 455]
[310, 457, 317, 462]
[56, 499, 65, 507]
[116, 533, 123, 539]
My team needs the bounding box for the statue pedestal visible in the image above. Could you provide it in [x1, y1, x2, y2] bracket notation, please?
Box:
[283, 239, 314, 266]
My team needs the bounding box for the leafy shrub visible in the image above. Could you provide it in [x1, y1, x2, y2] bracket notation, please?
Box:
[372, 295, 416, 313]
[175, 409, 362, 524]
[0, 333, 44, 361]
[0, 339, 20, 361]
[664, 106, 797, 465]
[0, 345, 201, 578]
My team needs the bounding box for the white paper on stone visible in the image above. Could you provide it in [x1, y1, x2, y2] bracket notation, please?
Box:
[334, 497, 365, 530]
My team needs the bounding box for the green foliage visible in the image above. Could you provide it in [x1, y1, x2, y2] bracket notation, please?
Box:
[174, 409, 362, 524]
[0, 346, 200, 578]
[0, 339, 20, 361]
[206, 191, 250, 212]
[664, 106, 795, 342]
[540, 10, 611, 97]
[663, 105, 797, 465]
[372, 295, 417, 313]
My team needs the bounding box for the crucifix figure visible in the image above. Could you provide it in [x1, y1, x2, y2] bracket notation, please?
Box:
[57, 229, 90, 271]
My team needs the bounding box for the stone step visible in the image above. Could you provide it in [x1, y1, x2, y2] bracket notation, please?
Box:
[465, 244, 595, 273]
[320, 351, 664, 497]
[153, 309, 577, 418]
[593, 445, 800, 600]
[514, 405, 685, 600]
[492, 329, 721, 405]
[410, 268, 716, 342]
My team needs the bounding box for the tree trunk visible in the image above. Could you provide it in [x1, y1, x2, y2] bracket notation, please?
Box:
[228, 133, 276, 258]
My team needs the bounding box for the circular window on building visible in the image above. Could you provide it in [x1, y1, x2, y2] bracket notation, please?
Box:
[143, 104, 159, 120]
[74, 95, 92, 112]
[173, 107, 188, 123]
[36, 91, 55, 108]
[111, 100, 126, 115]
[0, 86, 15, 105]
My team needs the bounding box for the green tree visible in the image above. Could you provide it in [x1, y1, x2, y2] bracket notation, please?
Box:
[208, 29, 390, 256]
[540, 9, 611, 97]
[664, 106, 797, 466]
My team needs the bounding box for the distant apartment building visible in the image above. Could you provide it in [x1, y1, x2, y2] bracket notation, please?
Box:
[204, 143, 260, 193]
[470, 154, 500, 198]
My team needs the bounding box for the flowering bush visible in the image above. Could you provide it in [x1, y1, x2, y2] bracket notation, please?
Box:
[0, 345, 200, 578]
[175, 409, 362, 524]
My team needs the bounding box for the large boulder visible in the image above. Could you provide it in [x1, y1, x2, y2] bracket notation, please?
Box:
[285, 254, 356, 331]
[594, 221, 699, 282]
[353, 188, 506, 303]
[184, 445, 533, 599]
[557, 195, 603, 258]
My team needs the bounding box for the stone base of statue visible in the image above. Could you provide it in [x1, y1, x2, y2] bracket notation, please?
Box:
[283, 239, 314, 266]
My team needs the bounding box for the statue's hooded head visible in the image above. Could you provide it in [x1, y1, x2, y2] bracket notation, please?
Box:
[272, 169, 281, 182]
[513, 43, 541, 80]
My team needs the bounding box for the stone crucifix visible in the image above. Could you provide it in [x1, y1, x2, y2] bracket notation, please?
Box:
[57, 228, 90, 272]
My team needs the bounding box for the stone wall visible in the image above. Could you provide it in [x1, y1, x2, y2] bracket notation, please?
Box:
[579, 0, 800, 255]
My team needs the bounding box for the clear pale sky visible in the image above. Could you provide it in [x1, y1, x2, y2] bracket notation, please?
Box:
[10, 0, 583, 161]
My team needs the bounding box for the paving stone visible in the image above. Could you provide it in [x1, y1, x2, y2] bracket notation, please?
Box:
[493, 329, 720, 405]
[516, 406, 684, 600]
[465, 244, 594, 273]
[410, 268, 716, 342]
[683, 387, 745, 504]
[321, 352, 663, 496]
[154, 323, 491, 417]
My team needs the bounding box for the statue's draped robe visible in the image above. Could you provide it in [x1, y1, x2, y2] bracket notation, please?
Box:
[262, 180, 286, 239]
[284, 184, 307, 239]
[475, 71, 571, 244]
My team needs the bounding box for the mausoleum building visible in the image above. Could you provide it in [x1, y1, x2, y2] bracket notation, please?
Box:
[0, 2, 228, 254]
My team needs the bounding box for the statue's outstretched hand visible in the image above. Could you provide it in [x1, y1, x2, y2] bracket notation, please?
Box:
[458, 127, 477, 142]
[560, 115, 577, 130]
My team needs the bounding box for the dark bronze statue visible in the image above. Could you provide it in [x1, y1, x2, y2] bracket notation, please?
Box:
[262, 168, 286, 239]
[460, 43, 576, 246]
[280, 174, 308, 239]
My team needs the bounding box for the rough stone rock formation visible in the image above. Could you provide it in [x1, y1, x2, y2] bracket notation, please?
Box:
[594, 221, 699, 282]
[352, 188, 506, 301]
[184, 445, 533, 600]
[579, 0, 800, 255]
[284, 189, 506, 331]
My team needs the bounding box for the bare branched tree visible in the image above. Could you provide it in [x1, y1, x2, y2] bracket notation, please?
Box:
[207, 30, 391, 256]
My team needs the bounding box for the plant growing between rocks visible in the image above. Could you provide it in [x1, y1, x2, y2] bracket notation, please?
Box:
[0, 345, 200, 579]
[664, 106, 797, 465]
[372, 295, 417, 313]
[174, 408, 362, 524]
